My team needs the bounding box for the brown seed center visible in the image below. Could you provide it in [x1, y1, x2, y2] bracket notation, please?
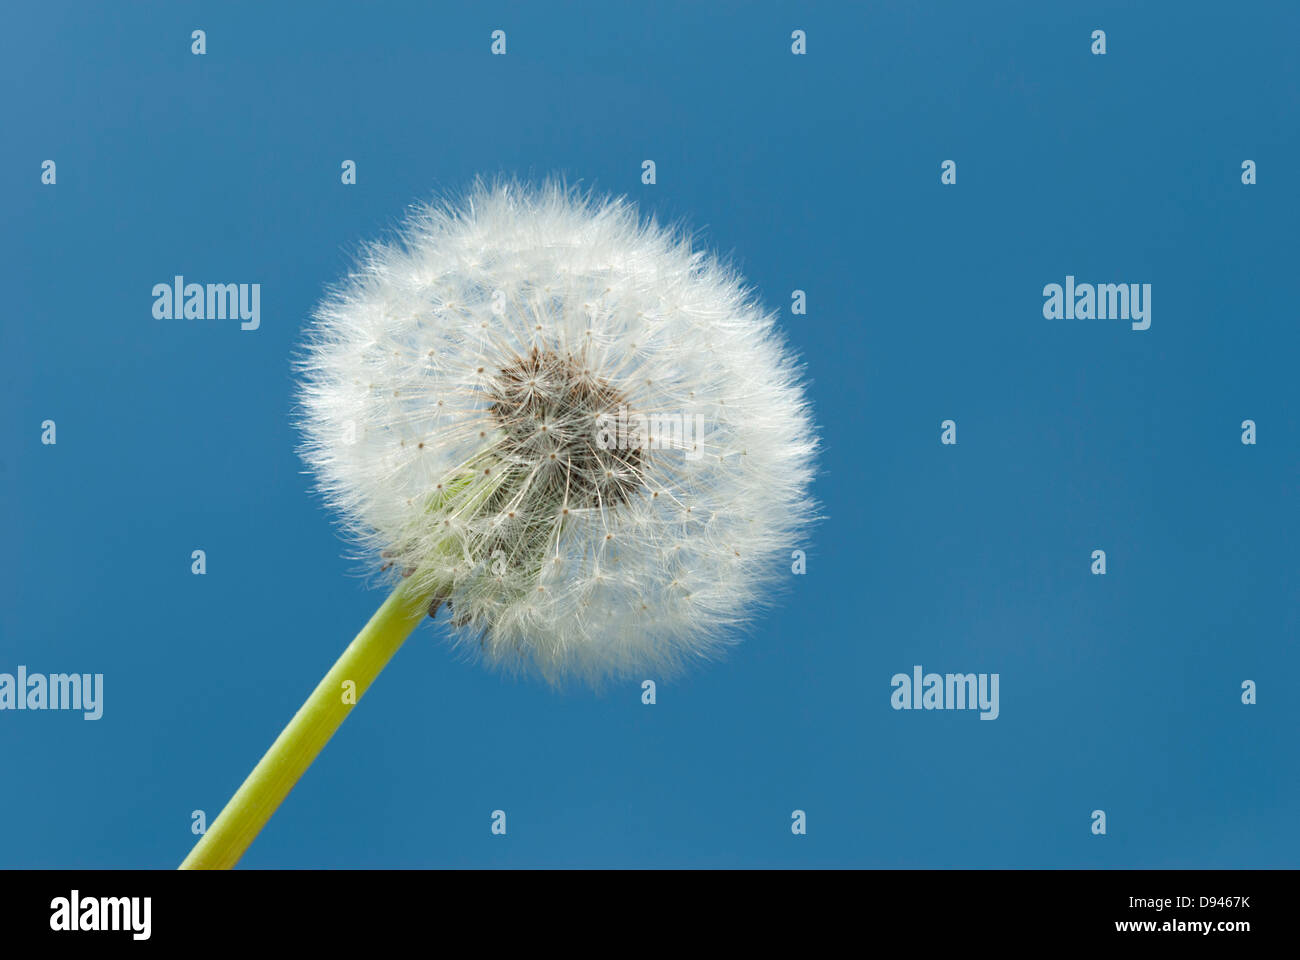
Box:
[484, 348, 643, 507]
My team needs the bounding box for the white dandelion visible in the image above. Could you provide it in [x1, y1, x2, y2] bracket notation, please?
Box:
[299, 178, 816, 685]
[182, 178, 816, 868]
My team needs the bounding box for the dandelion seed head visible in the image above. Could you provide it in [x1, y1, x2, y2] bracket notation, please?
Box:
[298, 178, 817, 686]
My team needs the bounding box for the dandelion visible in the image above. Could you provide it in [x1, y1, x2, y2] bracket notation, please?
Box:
[180, 179, 817, 868]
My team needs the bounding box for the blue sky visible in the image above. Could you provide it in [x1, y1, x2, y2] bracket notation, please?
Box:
[1, 0, 1297, 868]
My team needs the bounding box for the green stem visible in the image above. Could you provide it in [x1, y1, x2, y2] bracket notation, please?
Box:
[179, 578, 434, 869]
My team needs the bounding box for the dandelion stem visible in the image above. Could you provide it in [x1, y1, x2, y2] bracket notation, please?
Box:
[179, 579, 434, 869]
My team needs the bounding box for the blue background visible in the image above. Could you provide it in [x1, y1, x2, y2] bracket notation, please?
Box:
[2, 1, 1296, 868]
